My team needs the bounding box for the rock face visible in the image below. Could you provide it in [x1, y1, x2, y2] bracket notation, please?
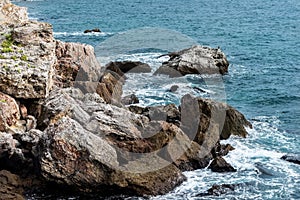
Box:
[0, 92, 21, 132]
[0, 20, 56, 99]
[0, 0, 28, 24]
[54, 40, 102, 89]
[0, 170, 24, 200]
[154, 45, 229, 77]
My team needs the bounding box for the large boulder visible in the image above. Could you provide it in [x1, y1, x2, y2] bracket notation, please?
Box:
[181, 94, 252, 144]
[0, 21, 56, 99]
[54, 40, 102, 89]
[154, 45, 229, 77]
[208, 156, 236, 173]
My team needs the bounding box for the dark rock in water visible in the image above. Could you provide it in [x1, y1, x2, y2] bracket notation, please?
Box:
[169, 85, 179, 93]
[121, 94, 139, 105]
[209, 157, 237, 172]
[281, 154, 300, 165]
[197, 183, 236, 197]
[211, 142, 235, 158]
[84, 28, 101, 33]
[106, 61, 151, 74]
[0, 170, 24, 200]
[154, 45, 229, 77]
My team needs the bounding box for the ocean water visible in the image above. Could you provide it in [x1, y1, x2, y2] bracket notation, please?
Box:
[13, 0, 300, 199]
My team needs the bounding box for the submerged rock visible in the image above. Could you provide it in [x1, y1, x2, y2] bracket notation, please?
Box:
[84, 28, 101, 33]
[197, 183, 237, 197]
[154, 45, 229, 77]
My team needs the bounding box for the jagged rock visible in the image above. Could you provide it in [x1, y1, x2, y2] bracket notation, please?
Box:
[105, 61, 151, 74]
[96, 71, 124, 105]
[211, 142, 235, 158]
[0, 21, 56, 99]
[281, 154, 300, 165]
[121, 94, 139, 105]
[154, 45, 229, 77]
[54, 40, 102, 89]
[181, 94, 252, 145]
[0, 0, 28, 25]
[0, 92, 21, 132]
[0, 170, 25, 200]
[209, 157, 236, 173]
[38, 116, 119, 190]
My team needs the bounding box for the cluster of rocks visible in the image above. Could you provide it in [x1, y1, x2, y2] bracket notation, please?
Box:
[0, 1, 258, 199]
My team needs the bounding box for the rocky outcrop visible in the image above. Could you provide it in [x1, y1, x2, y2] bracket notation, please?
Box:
[0, 0, 28, 25]
[154, 45, 229, 77]
[0, 21, 56, 99]
[197, 183, 237, 197]
[121, 94, 139, 105]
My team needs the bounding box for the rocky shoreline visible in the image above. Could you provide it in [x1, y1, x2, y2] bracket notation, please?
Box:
[0, 1, 254, 199]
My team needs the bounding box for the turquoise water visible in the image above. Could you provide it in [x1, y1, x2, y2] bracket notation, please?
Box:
[14, 0, 300, 199]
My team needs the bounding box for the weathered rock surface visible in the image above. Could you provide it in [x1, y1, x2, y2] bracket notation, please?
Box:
[106, 61, 151, 74]
[0, 92, 21, 132]
[208, 156, 237, 172]
[0, 170, 25, 200]
[181, 94, 252, 146]
[0, 20, 56, 99]
[54, 40, 102, 89]
[281, 154, 300, 165]
[121, 94, 139, 105]
[0, 0, 28, 25]
[154, 45, 229, 77]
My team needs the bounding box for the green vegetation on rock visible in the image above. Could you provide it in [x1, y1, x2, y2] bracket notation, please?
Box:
[20, 55, 28, 61]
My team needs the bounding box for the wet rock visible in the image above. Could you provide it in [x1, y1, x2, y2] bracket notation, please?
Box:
[197, 183, 236, 197]
[154, 45, 229, 77]
[106, 61, 151, 74]
[121, 94, 139, 105]
[281, 154, 300, 165]
[0, 92, 21, 132]
[209, 157, 236, 173]
[54, 40, 102, 89]
[211, 142, 235, 158]
[0, 170, 25, 200]
[169, 85, 179, 93]
[84, 28, 101, 33]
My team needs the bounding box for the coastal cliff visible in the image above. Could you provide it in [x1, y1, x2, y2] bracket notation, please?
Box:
[0, 1, 252, 199]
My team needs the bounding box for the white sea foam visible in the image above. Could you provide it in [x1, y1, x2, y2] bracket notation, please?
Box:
[53, 31, 114, 37]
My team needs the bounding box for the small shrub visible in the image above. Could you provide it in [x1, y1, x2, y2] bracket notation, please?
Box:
[0, 54, 6, 59]
[11, 55, 17, 61]
[20, 55, 28, 61]
[1, 47, 13, 53]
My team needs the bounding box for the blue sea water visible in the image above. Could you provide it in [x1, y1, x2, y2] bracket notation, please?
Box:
[13, 0, 300, 199]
